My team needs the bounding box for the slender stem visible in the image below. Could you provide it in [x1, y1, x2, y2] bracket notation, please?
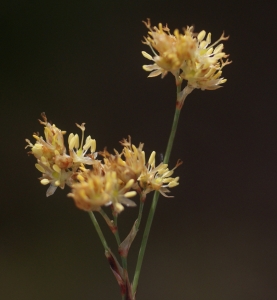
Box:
[98, 209, 127, 278]
[114, 213, 118, 227]
[88, 211, 109, 251]
[111, 213, 128, 276]
[114, 226, 121, 246]
[164, 108, 181, 164]
[132, 191, 159, 294]
[88, 212, 127, 300]
[132, 81, 183, 295]
[122, 256, 128, 275]
[135, 195, 145, 231]
[99, 209, 122, 246]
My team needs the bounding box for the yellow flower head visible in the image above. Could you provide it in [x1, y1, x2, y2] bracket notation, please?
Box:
[180, 31, 232, 90]
[101, 136, 145, 184]
[68, 170, 137, 213]
[26, 113, 67, 160]
[25, 113, 73, 196]
[138, 151, 182, 197]
[142, 19, 231, 91]
[26, 113, 98, 197]
[142, 19, 196, 78]
[68, 123, 97, 165]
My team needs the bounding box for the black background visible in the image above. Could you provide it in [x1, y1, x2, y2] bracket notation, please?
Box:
[1, 0, 277, 299]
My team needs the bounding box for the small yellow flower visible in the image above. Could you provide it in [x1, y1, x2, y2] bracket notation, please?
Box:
[68, 170, 137, 213]
[26, 113, 67, 160]
[138, 151, 182, 197]
[180, 30, 232, 90]
[68, 123, 97, 165]
[142, 19, 196, 79]
[101, 136, 145, 184]
[26, 114, 98, 197]
[142, 19, 231, 92]
[101, 136, 182, 199]
[26, 113, 73, 196]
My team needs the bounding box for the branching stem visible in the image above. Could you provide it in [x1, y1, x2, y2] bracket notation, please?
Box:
[132, 78, 184, 295]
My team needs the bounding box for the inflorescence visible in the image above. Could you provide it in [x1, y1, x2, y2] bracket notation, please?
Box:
[142, 19, 231, 104]
[26, 114, 181, 213]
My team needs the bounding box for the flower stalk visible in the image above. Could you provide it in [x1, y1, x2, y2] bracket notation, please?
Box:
[88, 211, 109, 251]
[132, 79, 184, 295]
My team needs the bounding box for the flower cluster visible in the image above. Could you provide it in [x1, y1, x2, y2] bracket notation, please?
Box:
[26, 115, 181, 212]
[68, 168, 137, 213]
[102, 137, 182, 199]
[25, 113, 96, 197]
[139, 152, 182, 198]
[142, 19, 231, 91]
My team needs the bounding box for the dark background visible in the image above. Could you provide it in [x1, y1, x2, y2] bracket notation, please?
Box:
[1, 0, 277, 299]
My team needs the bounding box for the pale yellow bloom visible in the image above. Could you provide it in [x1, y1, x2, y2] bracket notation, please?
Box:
[101, 136, 182, 198]
[68, 123, 97, 165]
[26, 113, 73, 196]
[138, 151, 182, 197]
[180, 31, 232, 90]
[101, 136, 145, 184]
[142, 19, 231, 92]
[142, 19, 197, 79]
[35, 160, 74, 196]
[26, 114, 98, 197]
[68, 170, 137, 213]
[26, 113, 67, 160]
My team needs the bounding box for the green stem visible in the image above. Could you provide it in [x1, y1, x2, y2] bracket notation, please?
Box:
[99, 209, 121, 246]
[98, 209, 127, 278]
[164, 107, 181, 164]
[88, 211, 109, 251]
[114, 213, 118, 227]
[88, 211, 126, 300]
[135, 194, 145, 231]
[114, 224, 121, 246]
[122, 256, 128, 275]
[111, 213, 128, 276]
[132, 191, 159, 294]
[132, 82, 183, 295]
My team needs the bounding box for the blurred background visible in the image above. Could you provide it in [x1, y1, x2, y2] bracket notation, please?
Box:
[1, 0, 277, 299]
